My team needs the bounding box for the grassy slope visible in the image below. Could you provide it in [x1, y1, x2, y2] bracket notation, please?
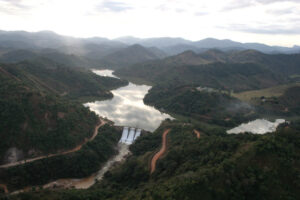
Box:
[233, 82, 300, 102]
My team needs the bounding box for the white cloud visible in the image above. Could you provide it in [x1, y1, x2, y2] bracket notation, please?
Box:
[0, 0, 299, 46]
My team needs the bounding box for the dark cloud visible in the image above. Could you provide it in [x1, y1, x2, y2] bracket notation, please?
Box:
[223, 23, 300, 35]
[97, 0, 132, 12]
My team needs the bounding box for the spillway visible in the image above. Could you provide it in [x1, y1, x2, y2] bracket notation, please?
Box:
[119, 127, 129, 143]
[134, 129, 142, 140]
[125, 128, 135, 144]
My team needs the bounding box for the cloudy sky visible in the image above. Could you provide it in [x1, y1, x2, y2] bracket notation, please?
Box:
[0, 0, 299, 46]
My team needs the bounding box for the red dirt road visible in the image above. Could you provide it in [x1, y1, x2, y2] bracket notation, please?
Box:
[193, 129, 201, 139]
[0, 119, 106, 169]
[150, 129, 171, 174]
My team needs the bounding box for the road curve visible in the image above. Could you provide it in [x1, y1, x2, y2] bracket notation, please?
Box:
[150, 129, 171, 174]
[193, 129, 201, 139]
[0, 119, 106, 169]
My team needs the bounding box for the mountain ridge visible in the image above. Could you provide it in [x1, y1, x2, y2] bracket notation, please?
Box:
[0, 30, 299, 57]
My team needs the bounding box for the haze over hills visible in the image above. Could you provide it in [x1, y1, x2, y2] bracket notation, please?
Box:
[98, 44, 167, 69]
[1, 30, 300, 59]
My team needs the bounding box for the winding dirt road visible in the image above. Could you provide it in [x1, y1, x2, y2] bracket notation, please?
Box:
[150, 129, 171, 174]
[0, 119, 106, 169]
[193, 129, 201, 139]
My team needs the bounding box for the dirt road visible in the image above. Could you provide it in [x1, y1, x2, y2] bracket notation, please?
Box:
[0, 119, 106, 169]
[193, 129, 201, 138]
[150, 129, 171, 174]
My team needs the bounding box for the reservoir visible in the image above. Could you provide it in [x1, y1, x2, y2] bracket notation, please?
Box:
[85, 69, 171, 132]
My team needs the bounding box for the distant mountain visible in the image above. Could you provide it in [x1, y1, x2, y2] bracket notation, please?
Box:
[161, 44, 206, 56]
[0, 30, 126, 59]
[0, 29, 299, 60]
[0, 49, 102, 68]
[115, 36, 191, 48]
[0, 30, 79, 49]
[114, 36, 142, 45]
[113, 36, 299, 55]
[98, 44, 167, 69]
[138, 37, 191, 48]
[115, 49, 300, 92]
[194, 38, 242, 49]
[193, 38, 300, 54]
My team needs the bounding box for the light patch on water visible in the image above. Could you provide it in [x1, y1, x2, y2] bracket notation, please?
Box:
[92, 69, 119, 78]
[227, 119, 286, 134]
[85, 70, 172, 132]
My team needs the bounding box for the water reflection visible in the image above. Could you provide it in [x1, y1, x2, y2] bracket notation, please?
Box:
[85, 70, 171, 132]
[227, 119, 286, 134]
[92, 69, 118, 78]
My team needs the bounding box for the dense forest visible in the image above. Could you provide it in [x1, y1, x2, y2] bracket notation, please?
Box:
[1, 59, 128, 100]
[144, 84, 255, 127]
[0, 58, 127, 164]
[5, 120, 299, 200]
[115, 50, 300, 92]
[0, 30, 299, 200]
[0, 125, 121, 191]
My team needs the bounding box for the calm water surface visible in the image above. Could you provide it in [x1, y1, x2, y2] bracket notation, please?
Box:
[227, 119, 286, 134]
[85, 70, 171, 132]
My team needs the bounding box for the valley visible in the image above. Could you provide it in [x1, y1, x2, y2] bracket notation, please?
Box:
[0, 30, 299, 200]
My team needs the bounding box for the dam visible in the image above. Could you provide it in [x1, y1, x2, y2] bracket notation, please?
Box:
[119, 127, 142, 144]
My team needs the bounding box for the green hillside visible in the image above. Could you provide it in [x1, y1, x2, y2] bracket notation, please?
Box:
[0, 125, 121, 191]
[0, 59, 127, 164]
[115, 50, 300, 92]
[144, 84, 255, 127]
[1, 59, 128, 99]
[0, 49, 103, 69]
[7, 120, 300, 200]
[98, 44, 167, 69]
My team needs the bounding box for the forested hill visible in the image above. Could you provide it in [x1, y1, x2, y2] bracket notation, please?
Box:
[0, 59, 128, 99]
[0, 49, 103, 69]
[9, 120, 300, 200]
[115, 50, 300, 92]
[98, 44, 167, 69]
[0, 59, 127, 165]
[144, 85, 255, 127]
